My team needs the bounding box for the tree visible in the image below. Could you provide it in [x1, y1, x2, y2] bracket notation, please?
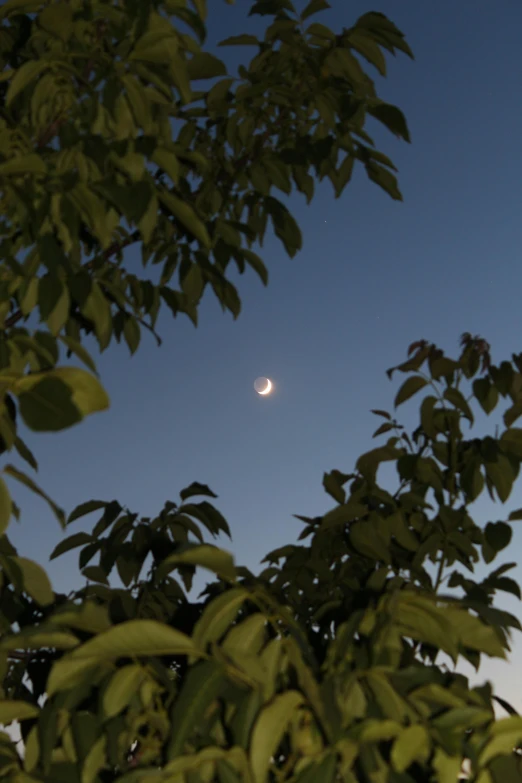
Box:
[0, 1, 520, 782]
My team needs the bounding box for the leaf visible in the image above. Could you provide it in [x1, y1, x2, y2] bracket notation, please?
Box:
[13, 557, 53, 606]
[323, 470, 350, 504]
[485, 456, 514, 502]
[0, 701, 39, 723]
[158, 191, 210, 248]
[47, 286, 70, 336]
[81, 281, 112, 349]
[166, 660, 225, 759]
[372, 422, 394, 438]
[14, 436, 38, 471]
[82, 736, 106, 783]
[38, 2, 73, 41]
[349, 31, 386, 75]
[68, 500, 108, 524]
[394, 375, 428, 407]
[123, 317, 140, 355]
[158, 544, 236, 582]
[180, 482, 218, 501]
[485, 521, 512, 553]
[48, 620, 197, 695]
[0, 628, 78, 652]
[0, 154, 47, 177]
[193, 588, 248, 652]
[50, 532, 94, 561]
[151, 147, 180, 185]
[365, 161, 402, 200]
[301, 0, 330, 21]
[473, 377, 499, 415]
[250, 692, 304, 783]
[350, 520, 389, 562]
[371, 409, 391, 420]
[444, 387, 474, 423]
[0, 476, 12, 536]
[368, 102, 410, 142]
[266, 199, 302, 257]
[58, 336, 97, 374]
[15, 367, 109, 432]
[103, 665, 147, 718]
[4, 465, 65, 527]
[187, 52, 227, 80]
[391, 725, 431, 772]
[504, 399, 522, 427]
[5, 61, 49, 106]
[219, 34, 259, 46]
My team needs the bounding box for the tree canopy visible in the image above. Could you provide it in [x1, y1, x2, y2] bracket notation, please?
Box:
[0, 1, 521, 782]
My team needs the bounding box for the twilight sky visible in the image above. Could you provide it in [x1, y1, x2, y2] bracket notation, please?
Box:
[7, 2, 522, 710]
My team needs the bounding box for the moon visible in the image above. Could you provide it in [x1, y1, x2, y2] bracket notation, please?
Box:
[254, 377, 272, 395]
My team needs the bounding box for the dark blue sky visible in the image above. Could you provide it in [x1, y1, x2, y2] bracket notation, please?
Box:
[8, 1, 522, 709]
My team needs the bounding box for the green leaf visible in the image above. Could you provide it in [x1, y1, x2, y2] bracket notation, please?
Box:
[4, 464, 65, 527]
[485, 455, 515, 502]
[158, 191, 210, 248]
[123, 317, 141, 355]
[223, 614, 267, 658]
[500, 427, 522, 459]
[370, 409, 391, 420]
[103, 664, 147, 718]
[68, 500, 108, 524]
[0, 476, 12, 536]
[348, 31, 387, 75]
[0, 627, 78, 652]
[265, 198, 302, 257]
[151, 147, 180, 185]
[81, 282, 112, 350]
[13, 557, 53, 606]
[219, 34, 259, 46]
[82, 565, 109, 585]
[158, 544, 235, 582]
[301, 0, 330, 21]
[15, 367, 110, 432]
[5, 61, 49, 106]
[166, 660, 225, 759]
[368, 102, 410, 142]
[180, 482, 218, 501]
[444, 387, 474, 423]
[50, 532, 94, 561]
[38, 2, 73, 41]
[48, 620, 197, 695]
[14, 436, 38, 471]
[350, 520, 389, 562]
[485, 521, 512, 553]
[187, 52, 227, 80]
[58, 336, 97, 374]
[241, 250, 268, 285]
[372, 422, 394, 438]
[0, 153, 47, 177]
[322, 470, 350, 504]
[473, 377, 499, 415]
[366, 161, 402, 200]
[250, 692, 304, 783]
[0, 700, 39, 723]
[394, 375, 428, 407]
[504, 399, 522, 427]
[192, 588, 248, 652]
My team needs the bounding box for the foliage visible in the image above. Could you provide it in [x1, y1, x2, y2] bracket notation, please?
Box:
[0, 1, 520, 782]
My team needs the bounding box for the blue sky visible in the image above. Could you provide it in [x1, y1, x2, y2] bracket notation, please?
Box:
[7, 1, 522, 710]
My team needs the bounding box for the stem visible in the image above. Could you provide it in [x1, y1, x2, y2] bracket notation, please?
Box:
[434, 551, 445, 592]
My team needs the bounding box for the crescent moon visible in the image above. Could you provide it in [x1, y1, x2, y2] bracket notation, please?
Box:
[258, 379, 272, 395]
